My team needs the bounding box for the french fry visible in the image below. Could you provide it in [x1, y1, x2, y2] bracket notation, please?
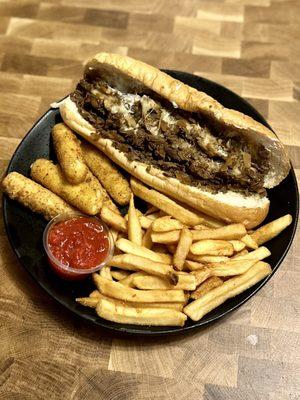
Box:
[190, 240, 234, 256]
[128, 194, 143, 245]
[89, 290, 101, 298]
[119, 271, 144, 287]
[229, 240, 246, 252]
[96, 298, 187, 326]
[232, 249, 249, 259]
[100, 206, 127, 233]
[52, 123, 88, 184]
[192, 223, 247, 241]
[116, 238, 172, 264]
[187, 254, 229, 263]
[184, 262, 272, 321]
[145, 205, 159, 215]
[81, 141, 131, 205]
[139, 215, 153, 229]
[209, 259, 257, 277]
[79, 292, 185, 310]
[2, 172, 75, 221]
[133, 272, 196, 291]
[233, 246, 271, 261]
[94, 274, 186, 303]
[76, 297, 99, 308]
[191, 267, 211, 286]
[111, 269, 131, 281]
[184, 260, 206, 271]
[190, 277, 223, 300]
[151, 230, 181, 244]
[110, 228, 119, 243]
[241, 234, 258, 250]
[193, 224, 210, 231]
[100, 265, 112, 280]
[250, 214, 292, 245]
[173, 228, 193, 270]
[147, 212, 161, 221]
[142, 225, 153, 249]
[131, 178, 203, 226]
[152, 216, 184, 232]
[30, 159, 103, 215]
[151, 244, 169, 254]
[107, 254, 177, 282]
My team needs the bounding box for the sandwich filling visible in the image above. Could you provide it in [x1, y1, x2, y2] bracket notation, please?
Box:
[71, 71, 270, 197]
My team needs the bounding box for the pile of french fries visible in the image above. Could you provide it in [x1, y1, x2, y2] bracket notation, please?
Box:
[77, 177, 293, 327]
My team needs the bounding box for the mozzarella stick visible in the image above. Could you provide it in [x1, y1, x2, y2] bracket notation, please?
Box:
[94, 274, 186, 303]
[2, 172, 75, 220]
[30, 159, 102, 215]
[96, 298, 187, 326]
[81, 141, 131, 205]
[184, 262, 272, 321]
[52, 123, 88, 184]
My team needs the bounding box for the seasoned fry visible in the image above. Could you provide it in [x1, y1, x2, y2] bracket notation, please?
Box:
[241, 234, 258, 250]
[100, 265, 112, 280]
[190, 240, 234, 256]
[229, 240, 246, 252]
[191, 267, 211, 286]
[111, 269, 130, 281]
[184, 260, 206, 271]
[116, 238, 172, 264]
[233, 246, 271, 261]
[250, 214, 293, 246]
[187, 254, 229, 263]
[133, 272, 196, 291]
[151, 230, 181, 244]
[2, 172, 76, 220]
[190, 277, 223, 300]
[142, 225, 153, 249]
[30, 159, 102, 215]
[94, 274, 186, 303]
[81, 141, 131, 205]
[209, 259, 257, 277]
[100, 206, 127, 232]
[107, 254, 176, 281]
[192, 223, 247, 241]
[131, 178, 203, 226]
[173, 228, 193, 270]
[184, 262, 272, 321]
[152, 216, 184, 232]
[128, 194, 142, 245]
[52, 123, 88, 184]
[96, 298, 187, 326]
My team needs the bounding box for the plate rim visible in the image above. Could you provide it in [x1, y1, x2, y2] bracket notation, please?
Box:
[2, 71, 299, 336]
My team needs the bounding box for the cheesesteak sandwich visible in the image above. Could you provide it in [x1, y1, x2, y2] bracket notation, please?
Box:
[58, 53, 290, 228]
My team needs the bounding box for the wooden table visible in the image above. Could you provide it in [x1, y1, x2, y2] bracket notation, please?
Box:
[0, 1, 299, 399]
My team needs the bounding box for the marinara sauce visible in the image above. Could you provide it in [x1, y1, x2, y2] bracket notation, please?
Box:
[44, 214, 113, 280]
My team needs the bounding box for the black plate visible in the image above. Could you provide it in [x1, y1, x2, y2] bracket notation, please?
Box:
[3, 71, 299, 335]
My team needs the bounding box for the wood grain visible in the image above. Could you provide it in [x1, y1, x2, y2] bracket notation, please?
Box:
[0, 1, 299, 399]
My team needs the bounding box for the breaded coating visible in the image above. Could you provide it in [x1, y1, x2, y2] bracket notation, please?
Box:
[81, 141, 131, 205]
[30, 159, 102, 215]
[52, 123, 88, 184]
[100, 185, 121, 215]
[2, 172, 75, 220]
